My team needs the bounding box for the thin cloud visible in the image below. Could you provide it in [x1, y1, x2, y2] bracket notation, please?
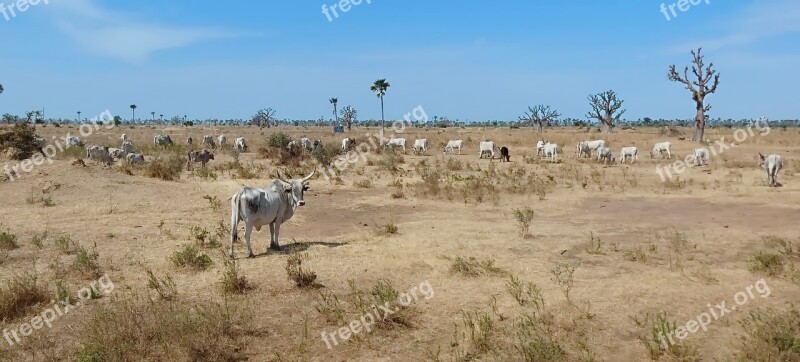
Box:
[49, 0, 241, 64]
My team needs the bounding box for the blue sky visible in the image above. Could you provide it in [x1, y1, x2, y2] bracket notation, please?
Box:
[0, 0, 798, 122]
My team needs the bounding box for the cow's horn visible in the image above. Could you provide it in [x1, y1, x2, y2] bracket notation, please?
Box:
[277, 170, 290, 183]
[302, 168, 317, 183]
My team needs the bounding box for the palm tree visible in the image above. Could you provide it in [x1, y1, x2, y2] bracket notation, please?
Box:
[370, 79, 390, 143]
[160, 114, 164, 122]
[77, 111, 81, 123]
[130, 104, 137, 122]
[329, 97, 338, 126]
[151, 111, 155, 121]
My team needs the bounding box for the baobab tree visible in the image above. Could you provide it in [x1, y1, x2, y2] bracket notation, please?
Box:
[329, 98, 338, 126]
[668, 48, 721, 142]
[519, 105, 560, 133]
[370, 78, 390, 144]
[251, 108, 276, 128]
[340, 105, 357, 131]
[586, 90, 626, 133]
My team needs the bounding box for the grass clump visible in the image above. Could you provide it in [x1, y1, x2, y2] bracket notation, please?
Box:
[55, 235, 78, 254]
[0, 273, 50, 320]
[74, 244, 102, 279]
[170, 245, 213, 271]
[145, 269, 178, 301]
[749, 251, 784, 277]
[0, 228, 18, 250]
[145, 155, 184, 181]
[450, 256, 505, 277]
[734, 304, 800, 361]
[220, 255, 252, 294]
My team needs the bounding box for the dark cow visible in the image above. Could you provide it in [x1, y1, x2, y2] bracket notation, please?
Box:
[187, 149, 215, 170]
[500, 146, 510, 162]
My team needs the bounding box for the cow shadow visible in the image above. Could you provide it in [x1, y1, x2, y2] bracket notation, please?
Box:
[240, 240, 347, 259]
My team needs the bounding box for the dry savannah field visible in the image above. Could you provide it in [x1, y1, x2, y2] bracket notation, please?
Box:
[0, 123, 799, 362]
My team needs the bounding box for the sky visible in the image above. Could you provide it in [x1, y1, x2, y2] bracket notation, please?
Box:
[0, 0, 798, 122]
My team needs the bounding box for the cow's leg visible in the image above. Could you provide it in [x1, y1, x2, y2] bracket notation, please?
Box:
[244, 221, 255, 258]
[270, 220, 282, 250]
[269, 222, 276, 251]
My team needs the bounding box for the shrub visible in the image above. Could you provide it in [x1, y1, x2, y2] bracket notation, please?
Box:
[145, 269, 178, 301]
[315, 290, 346, 325]
[0, 273, 50, 320]
[74, 244, 102, 278]
[145, 155, 183, 181]
[635, 311, 698, 360]
[285, 249, 317, 288]
[220, 255, 252, 294]
[312, 144, 342, 167]
[513, 207, 535, 238]
[267, 132, 292, 149]
[0, 228, 18, 250]
[0, 123, 40, 160]
[170, 245, 213, 271]
[735, 304, 800, 361]
[55, 235, 78, 254]
[450, 257, 505, 277]
[30, 231, 47, 249]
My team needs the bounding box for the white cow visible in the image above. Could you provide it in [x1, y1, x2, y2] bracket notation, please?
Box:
[108, 148, 127, 160]
[619, 147, 638, 164]
[543, 143, 559, 163]
[758, 153, 783, 187]
[154, 135, 173, 148]
[218, 135, 227, 148]
[479, 141, 496, 159]
[202, 135, 215, 148]
[287, 141, 300, 155]
[121, 134, 128, 141]
[86, 146, 112, 165]
[34, 137, 46, 149]
[234, 137, 248, 151]
[385, 138, 406, 153]
[65, 136, 84, 147]
[126, 153, 145, 164]
[299, 137, 313, 152]
[693, 148, 708, 166]
[444, 140, 464, 155]
[342, 138, 355, 151]
[596, 147, 614, 164]
[121, 140, 135, 154]
[229, 169, 316, 257]
[536, 140, 547, 156]
[413, 139, 428, 155]
[651, 142, 672, 159]
[579, 140, 606, 158]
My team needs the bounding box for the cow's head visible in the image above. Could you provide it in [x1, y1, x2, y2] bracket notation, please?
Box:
[758, 153, 766, 169]
[277, 168, 316, 207]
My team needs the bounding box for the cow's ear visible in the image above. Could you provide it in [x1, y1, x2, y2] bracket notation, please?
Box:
[303, 184, 310, 191]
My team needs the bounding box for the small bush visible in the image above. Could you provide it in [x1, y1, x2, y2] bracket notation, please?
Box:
[635, 311, 698, 360]
[30, 231, 47, 249]
[170, 245, 213, 271]
[145, 155, 183, 181]
[450, 256, 505, 277]
[513, 207, 535, 238]
[74, 244, 102, 278]
[506, 275, 545, 308]
[749, 251, 784, 277]
[0, 123, 41, 160]
[55, 235, 78, 254]
[267, 132, 292, 149]
[735, 304, 800, 361]
[0, 228, 18, 250]
[550, 264, 576, 302]
[145, 269, 178, 301]
[354, 179, 372, 188]
[0, 273, 50, 320]
[315, 290, 346, 325]
[286, 249, 317, 288]
[220, 255, 252, 294]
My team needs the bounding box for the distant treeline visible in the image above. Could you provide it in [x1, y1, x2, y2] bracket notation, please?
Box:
[2, 113, 798, 129]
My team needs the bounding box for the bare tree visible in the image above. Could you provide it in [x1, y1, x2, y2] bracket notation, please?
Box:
[519, 105, 560, 133]
[668, 48, 721, 142]
[340, 105, 357, 131]
[586, 90, 626, 133]
[251, 108, 276, 128]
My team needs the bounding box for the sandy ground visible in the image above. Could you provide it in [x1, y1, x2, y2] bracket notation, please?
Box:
[0, 124, 798, 361]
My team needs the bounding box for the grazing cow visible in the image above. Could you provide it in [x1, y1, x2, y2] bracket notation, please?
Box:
[86, 146, 112, 165]
[34, 137, 46, 148]
[202, 135, 215, 148]
[758, 153, 783, 187]
[479, 141, 496, 159]
[229, 169, 316, 257]
[108, 148, 127, 160]
[693, 148, 708, 166]
[536, 140, 547, 156]
[188, 149, 215, 170]
[299, 137, 313, 152]
[444, 140, 464, 155]
[154, 135, 173, 148]
[619, 147, 638, 164]
[543, 143, 559, 163]
[312, 140, 323, 152]
[342, 138, 355, 151]
[218, 135, 227, 148]
[187, 137, 193, 146]
[121, 134, 128, 141]
[651, 142, 672, 159]
[234, 137, 248, 151]
[412, 139, 428, 155]
[121, 140, 135, 154]
[65, 136, 84, 147]
[287, 141, 300, 155]
[499, 146, 510, 162]
[579, 140, 605, 158]
[596, 147, 614, 164]
[126, 153, 145, 164]
[385, 138, 406, 153]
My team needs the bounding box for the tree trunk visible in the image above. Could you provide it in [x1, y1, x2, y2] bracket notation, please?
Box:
[380, 96, 385, 146]
[536, 121, 543, 133]
[601, 119, 612, 133]
[692, 102, 705, 142]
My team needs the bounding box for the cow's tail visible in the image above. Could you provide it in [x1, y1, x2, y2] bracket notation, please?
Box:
[230, 191, 241, 244]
